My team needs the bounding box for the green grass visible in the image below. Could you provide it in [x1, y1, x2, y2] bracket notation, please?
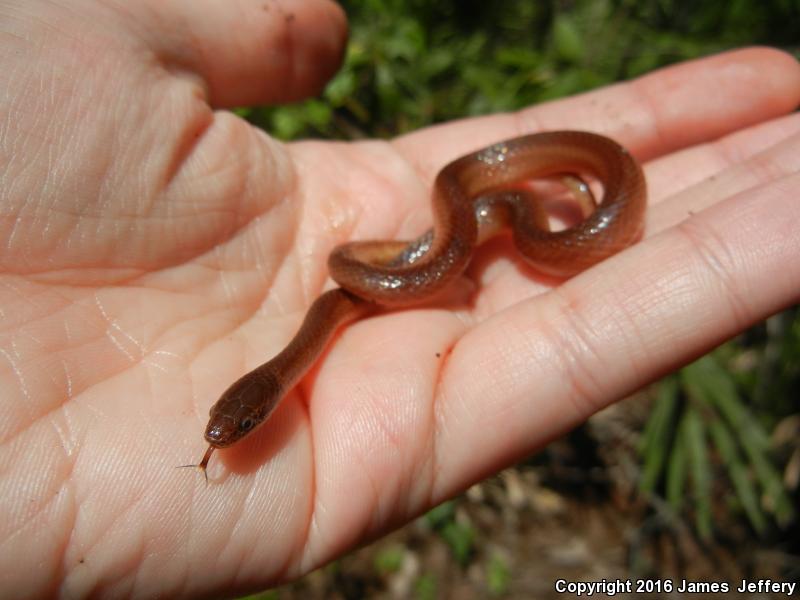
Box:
[246, 0, 799, 139]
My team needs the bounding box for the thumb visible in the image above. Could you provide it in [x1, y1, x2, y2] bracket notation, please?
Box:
[147, 0, 347, 107]
[0, 0, 346, 278]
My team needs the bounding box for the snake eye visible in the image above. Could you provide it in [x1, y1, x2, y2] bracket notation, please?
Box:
[239, 417, 255, 432]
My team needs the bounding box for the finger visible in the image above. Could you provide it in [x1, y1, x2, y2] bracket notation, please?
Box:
[147, 0, 347, 107]
[432, 166, 800, 497]
[647, 120, 800, 234]
[645, 113, 800, 206]
[394, 47, 800, 179]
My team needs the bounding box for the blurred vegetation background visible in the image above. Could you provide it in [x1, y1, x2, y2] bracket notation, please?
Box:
[242, 0, 799, 598]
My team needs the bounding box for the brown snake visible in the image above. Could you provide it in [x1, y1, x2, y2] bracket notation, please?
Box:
[183, 130, 647, 478]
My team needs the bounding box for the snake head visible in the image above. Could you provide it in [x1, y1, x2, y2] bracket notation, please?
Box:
[204, 370, 283, 448]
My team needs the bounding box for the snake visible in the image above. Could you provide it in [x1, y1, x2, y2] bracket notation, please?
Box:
[183, 130, 647, 478]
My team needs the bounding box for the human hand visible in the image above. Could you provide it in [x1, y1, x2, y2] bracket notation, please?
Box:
[1, 1, 799, 597]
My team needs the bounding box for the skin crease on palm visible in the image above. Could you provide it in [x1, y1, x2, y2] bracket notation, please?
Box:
[0, 0, 799, 597]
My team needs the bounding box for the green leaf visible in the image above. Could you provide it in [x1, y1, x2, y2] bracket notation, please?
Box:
[374, 545, 405, 575]
[684, 406, 713, 540]
[708, 419, 768, 534]
[441, 521, 475, 566]
[686, 355, 795, 526]
[486, 553, 511, 596]
[551, 15, 584, 62]
[237, 591, 278, 600]
[415, 573, 437, 600]
[425, 500, 456, 529]
[639, 377, 680, 493]
[424, 499, 477, 564]
[666, 414, 688, 511]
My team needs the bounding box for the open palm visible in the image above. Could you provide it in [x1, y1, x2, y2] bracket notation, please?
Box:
[2, 1, 799, 597]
